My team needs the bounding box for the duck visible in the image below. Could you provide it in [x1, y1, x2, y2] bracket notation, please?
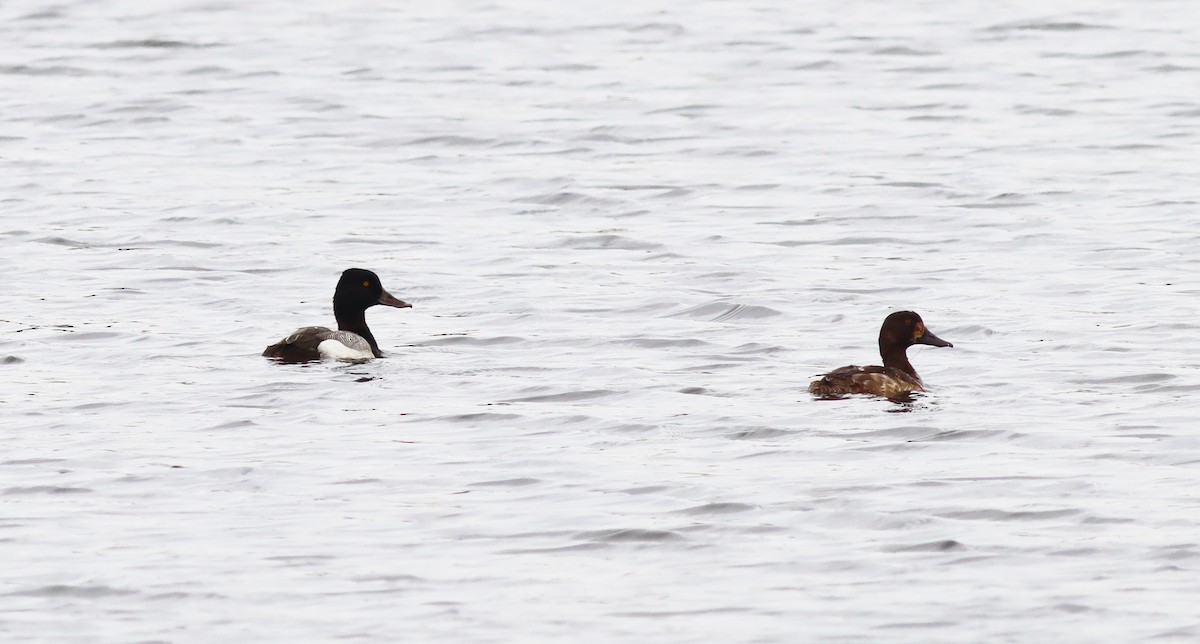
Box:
[263, 268, 411, 363]
[809, 311, 952, 400]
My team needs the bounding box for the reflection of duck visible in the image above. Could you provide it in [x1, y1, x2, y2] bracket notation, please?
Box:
[809, 311, 952, 399]
[263, 268, 411, 363]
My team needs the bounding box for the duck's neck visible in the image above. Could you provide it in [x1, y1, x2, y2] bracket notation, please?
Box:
[335, 304, 382, 358]
[880, 344, 919, 382]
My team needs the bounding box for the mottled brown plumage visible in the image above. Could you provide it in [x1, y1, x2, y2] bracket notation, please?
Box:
[809, 311, 952, 400]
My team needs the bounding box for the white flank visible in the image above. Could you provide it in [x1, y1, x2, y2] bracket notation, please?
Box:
[317, 339, 374, 362]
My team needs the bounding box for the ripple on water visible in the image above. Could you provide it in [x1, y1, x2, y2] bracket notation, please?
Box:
[728, 427, 796, 440]
[501, 389, 620, 403]
[8, 585, 137, 598]
[408, 135, 497, 147]
[431, 412, 522, 423]
[984, 20, 1110, 32]
[936, 509, 1081, 522]
[678, 386, 730, 397]
[673, 502, 757, 516]
[3, 486, 92, 495]
[418, 335, 525, 346]
[469, 478, 540, 487]
[618, 337, 709, 349]
[1070, 373, 1175, 385]
[574, 529, 685, 543]
[516, 193, 626, 208]
[0, 65, 102, 77]
[551, 234, 662, 250]
[884, 540, 966, 553]
[91, 39, 216, 49]
[668, 302, 782, 322]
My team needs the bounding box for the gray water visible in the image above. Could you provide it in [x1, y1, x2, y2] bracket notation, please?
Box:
[3, 1, 1200, 641]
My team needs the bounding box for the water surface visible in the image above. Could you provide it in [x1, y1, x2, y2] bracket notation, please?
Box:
[3, 1, 1199, 641]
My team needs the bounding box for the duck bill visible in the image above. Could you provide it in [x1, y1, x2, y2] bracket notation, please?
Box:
[378, 289, 412, 309]
[916, 330, 952, 348]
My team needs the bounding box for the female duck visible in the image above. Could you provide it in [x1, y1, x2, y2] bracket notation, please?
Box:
[809, 311, 952, 399]
[263, 268, 411, 363]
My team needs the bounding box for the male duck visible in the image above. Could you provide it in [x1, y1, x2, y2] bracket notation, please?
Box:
[263, 268, 411, 363]
[809, 311, 952, 399]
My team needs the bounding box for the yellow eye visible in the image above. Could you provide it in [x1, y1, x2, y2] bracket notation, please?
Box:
[362, 281, 370, 287]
